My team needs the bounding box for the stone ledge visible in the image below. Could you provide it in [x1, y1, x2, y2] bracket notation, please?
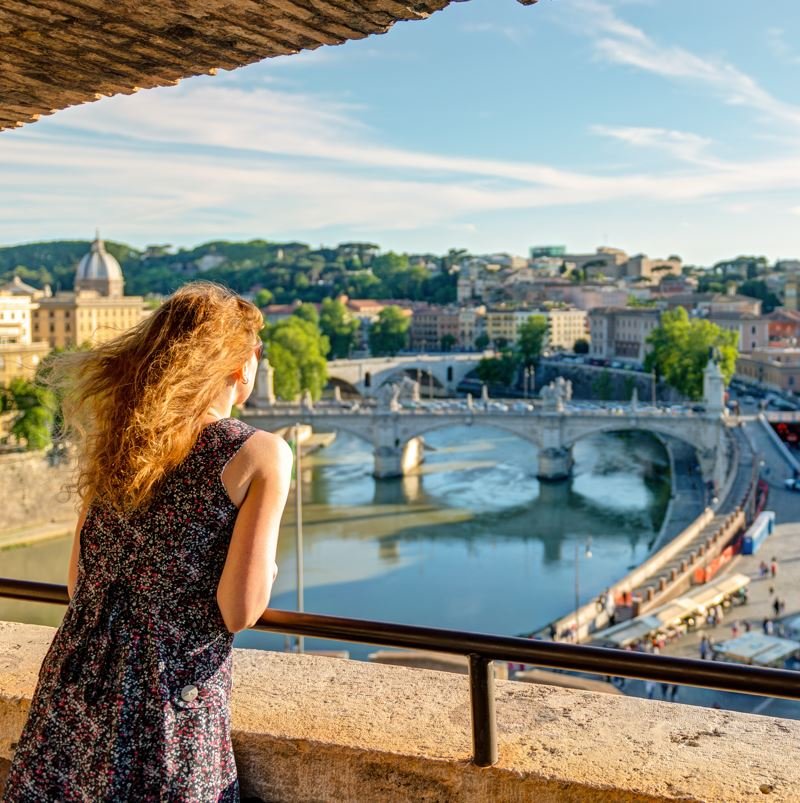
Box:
[1, 620, 798, 801]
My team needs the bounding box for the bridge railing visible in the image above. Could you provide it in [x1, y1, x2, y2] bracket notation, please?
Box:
[2, 577, 799, 769]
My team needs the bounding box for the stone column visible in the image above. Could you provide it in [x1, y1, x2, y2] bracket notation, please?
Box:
[536, 447, 573, 482]
[703, 356, 725, 415]
[371, 414, 424, 478]
[253, 358, 275, 407]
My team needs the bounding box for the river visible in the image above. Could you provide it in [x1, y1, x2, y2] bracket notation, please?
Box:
[0, 427, 670, 658]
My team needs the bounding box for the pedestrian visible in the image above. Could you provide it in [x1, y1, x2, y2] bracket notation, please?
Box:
[771, 558, 778, 578]
[549, 623, 557, 641]
[700, 635, 710, 660]
[765, 619, 775, 635]
[645, 680, 656, 700]
[731, 621, 740, 639]
[744, 620, 752, 633]
[759, 561, 768, 578]
[660, 682, 670, 699]
[3, 283, 294, 801]
[780, 599, 787, 615]
[669, 684, 680, 702]
[773, 597, 781, 618]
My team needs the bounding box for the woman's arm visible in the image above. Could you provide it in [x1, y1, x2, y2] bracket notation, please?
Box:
[216, 431, 293, 633]
[67, 501, 91, 599]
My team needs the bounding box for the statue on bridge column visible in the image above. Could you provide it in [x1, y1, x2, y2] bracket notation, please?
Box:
[540, 377, 572, 411]
[252, 354, 276, 407]
[703, 351, 725, 415]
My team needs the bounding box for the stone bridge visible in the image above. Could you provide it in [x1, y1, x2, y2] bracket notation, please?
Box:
[248, 356, 732, 485]
[241, 404, 731, 487]
[325, 354, 483, 397]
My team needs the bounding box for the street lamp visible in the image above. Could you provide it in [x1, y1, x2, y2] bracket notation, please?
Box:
[574, 537, 593, 642]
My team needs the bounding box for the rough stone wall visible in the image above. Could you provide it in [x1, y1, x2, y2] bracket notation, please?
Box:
[537, 362, 683, 403]
[2, 619, 798, 801]
[0, 451, 76, 532]
[0, 1, 465, 130]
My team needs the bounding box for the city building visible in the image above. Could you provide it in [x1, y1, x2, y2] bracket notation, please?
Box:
[564, 247, 682, 282]
[665, 292, 763, 317]
[529, 245, 566, 259]
[767, 309, 800, 345]
[736, 348, 800, 393]
[707, 312, 770, 354]
[408, 304, 485, 351]
[30, 235, 147, 350]
[0, 287, 50, 384]
[588, 307, 662, 363]
[486, 305, 586, 351]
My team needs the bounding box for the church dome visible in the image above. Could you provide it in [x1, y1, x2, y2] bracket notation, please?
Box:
[76, 233, 123, 283]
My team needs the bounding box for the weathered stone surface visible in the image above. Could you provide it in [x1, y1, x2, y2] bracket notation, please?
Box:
[0, 1, 537, 131]
[1, 619, 798, 801]
[0, 451, 75, 532]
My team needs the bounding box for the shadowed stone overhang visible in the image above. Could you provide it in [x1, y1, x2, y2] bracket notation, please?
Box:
[0, 0, 539, 132]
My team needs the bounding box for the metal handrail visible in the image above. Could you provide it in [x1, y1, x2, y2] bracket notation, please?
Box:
[2, 577, 799, 767]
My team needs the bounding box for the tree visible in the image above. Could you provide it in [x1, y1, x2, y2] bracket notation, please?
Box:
[738, 279, 780, 313]
[319, 298, 360, 359]
[592, 370, 613, 401]
[573, 338, 590, 354]
[264, 317, 329, 401]
[517, 315, 548, 367]
[253, 288, 273, 308]
[292, 302, 319, 326]
[440, 334, 457, 352]
[368, 306, 410, 356]
[6, 378, 55, 450]
[476, 352, 518, 386]
[475, 333, 490, 350]
[645, 307, 738, 400]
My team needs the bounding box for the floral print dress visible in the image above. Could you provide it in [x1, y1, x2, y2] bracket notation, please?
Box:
[4, 417, 258, 803]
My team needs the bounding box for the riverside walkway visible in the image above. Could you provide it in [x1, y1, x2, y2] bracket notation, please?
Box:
[622, 416, 800, 720]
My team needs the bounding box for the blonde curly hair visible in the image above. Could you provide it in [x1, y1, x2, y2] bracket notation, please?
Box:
[47, 281, 264, 513]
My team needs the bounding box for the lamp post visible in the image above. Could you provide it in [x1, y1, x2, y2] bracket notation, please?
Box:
[294, 422, 305, 653]
[573, 537, 593, 643]
[650, 371, 657, 405]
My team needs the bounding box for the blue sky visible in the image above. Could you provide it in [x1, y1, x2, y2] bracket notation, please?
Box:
[3, 0, 800, 265]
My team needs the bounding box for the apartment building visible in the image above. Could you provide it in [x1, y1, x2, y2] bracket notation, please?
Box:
[0, 286, 50, 384]
[588, 307, 662, 363]
[486, 306, 587, 350]
[707, 312, 770, 354]
[736, 348, 800, 393]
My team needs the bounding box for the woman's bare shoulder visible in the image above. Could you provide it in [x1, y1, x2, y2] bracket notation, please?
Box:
[236, 429, 293, 476]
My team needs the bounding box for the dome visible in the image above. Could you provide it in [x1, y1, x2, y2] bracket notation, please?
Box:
[76, 233, 123, 283]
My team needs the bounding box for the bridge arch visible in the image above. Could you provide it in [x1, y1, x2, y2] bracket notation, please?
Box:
[561, 419, 704, 457]
[394, 417, 543, 450]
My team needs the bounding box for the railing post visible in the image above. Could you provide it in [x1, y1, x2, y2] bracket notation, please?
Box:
[468, 654, 497, 767]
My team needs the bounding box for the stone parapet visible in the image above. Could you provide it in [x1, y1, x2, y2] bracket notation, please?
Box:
[1, 620, 798, 801]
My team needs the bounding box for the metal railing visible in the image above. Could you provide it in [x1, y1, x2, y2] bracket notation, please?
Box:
[2, 577, 799, 767]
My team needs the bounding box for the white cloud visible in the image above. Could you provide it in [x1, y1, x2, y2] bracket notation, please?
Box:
[591, 125, 717, 166]
[567, 0, 800, 129]
[766, 27, 800, 66]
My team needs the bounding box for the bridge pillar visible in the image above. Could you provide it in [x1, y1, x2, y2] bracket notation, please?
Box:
[371, 414, 424, 479]
[536, 447, 573, 482]
[373, 438, 424, 479]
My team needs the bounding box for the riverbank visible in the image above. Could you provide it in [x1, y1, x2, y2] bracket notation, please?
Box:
[0, 518, 75, 551]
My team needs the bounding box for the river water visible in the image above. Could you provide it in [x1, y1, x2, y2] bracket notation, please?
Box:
[2, 427, 670, 657]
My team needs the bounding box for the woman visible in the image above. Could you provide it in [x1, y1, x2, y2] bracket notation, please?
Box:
[3, 281, 293, 802]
